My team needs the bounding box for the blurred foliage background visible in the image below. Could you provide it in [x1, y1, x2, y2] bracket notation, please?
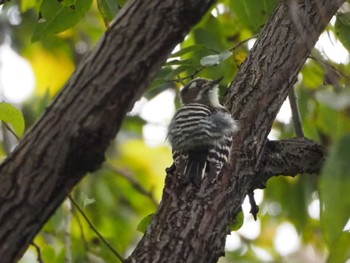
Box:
[0, 0, 349, 262]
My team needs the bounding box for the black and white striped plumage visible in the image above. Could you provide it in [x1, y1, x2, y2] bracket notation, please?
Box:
[167, 78, 238, 185]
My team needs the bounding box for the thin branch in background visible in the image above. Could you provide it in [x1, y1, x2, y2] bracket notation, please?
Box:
[229, 35, 258, 52]
[310, 54, 350, 82]
[105, 164, 159, 207]
[289, 87, 305, 138]
[68, 195, 125, 263]
[1, 121, 20, 155]
[30, 242, 44, 263]
[63, 199, 73, 263]
[2, 122, 20, 141]
[169, 65, 206, 83]
[168, 36, 258, 84]
[74, 205, 90, 250]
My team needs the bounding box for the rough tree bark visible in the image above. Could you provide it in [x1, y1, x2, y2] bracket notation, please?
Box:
[127, 0, 344, 262]
[0, 0, 217, 261]
[0, 0, 342, 263]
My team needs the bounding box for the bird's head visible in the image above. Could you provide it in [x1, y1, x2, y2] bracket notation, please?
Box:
[180, 77, 223, 107]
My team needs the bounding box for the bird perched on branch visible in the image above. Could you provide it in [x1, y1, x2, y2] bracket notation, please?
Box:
[167, 77, 238, 186]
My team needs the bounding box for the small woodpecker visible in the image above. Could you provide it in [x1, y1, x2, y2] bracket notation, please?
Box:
[167, 77, 238, 185]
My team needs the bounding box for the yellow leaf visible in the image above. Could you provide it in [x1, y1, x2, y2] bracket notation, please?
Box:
[25, 44, 75, 97]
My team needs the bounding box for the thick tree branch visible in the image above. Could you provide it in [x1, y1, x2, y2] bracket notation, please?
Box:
[127, 0, 344, 262]
[0, 0, 216, 261]
[254, 138, 325, 189]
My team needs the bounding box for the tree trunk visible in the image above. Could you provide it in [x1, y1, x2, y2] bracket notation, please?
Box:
[0, 0, 216, 261]
[126, 0, 344, 262]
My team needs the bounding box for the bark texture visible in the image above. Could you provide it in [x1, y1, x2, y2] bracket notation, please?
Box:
[0, 0, 216, 261]
[255, 138, 325, 189]
[127, 0, 344, 262]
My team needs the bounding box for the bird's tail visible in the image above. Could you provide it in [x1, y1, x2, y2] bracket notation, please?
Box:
[183, 150, 207, 186]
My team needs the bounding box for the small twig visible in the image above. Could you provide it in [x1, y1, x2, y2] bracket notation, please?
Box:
[1, 121, 21, 155]
[31, 242, 44, 263]
[289, 87, 304, 138]
[165, 37, 258, 85]
[74, 207, 90, 250]
[105, 164, 159, 207]
[64, 199, 73, 263]
[247, 191, 259, 221]
[229, 35, 258, 52]
[2, 121, 20, 141]
[309, 55, 350, 82]
[168, 65, 206, 83]
[68, 195, 125, 263]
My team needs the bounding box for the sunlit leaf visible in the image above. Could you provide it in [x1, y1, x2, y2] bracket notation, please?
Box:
[315, 90, 350, 110]
[165, 58, 194, 66]
[200, 54, 220, 66]
[164, 65, 193, 80]
[25, 45, 75, 96]
[301, 60, 324, 89]
[20, 0, 40, 12]
[335, 13, 350, 51]
[228, 0, 278, 32]
[169, 45, 211, 58]
[41, 245, 57, 262]
[319, 135, 350, 248]
[60, 0, 76, 8]
[218, 50, 233, 61]
[97, 0, 120, 25]
[200, 50, 233, 66]
[32, 0, 93, 41]
[82, 193, 96, 208]
[229, 210, 244, 231]
[121, 116, 147, 135]
[327, 232, 350, 263]
[0, 102, 25, 138]
[137, 213, 155, 233]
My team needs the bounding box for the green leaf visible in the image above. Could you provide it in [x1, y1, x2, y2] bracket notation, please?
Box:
[335, 13, 350, 51]
[315, 90, 350, 110]
[164, 65, 193, 80]
[229, 209, 244, 231]
[228, 0, 278, 32]
[200, 54, 220, 66]
[319, 135, 350, 248]
[0, 102, 25, 138]
[169, 45, 211, 58]
[21, 0, 42, 12]
[200, 50, 233, 66]
[121, 116, 147, 134]
[218, 50, 233, 61]
[165, 58, 194, 66]
[327, 232, 350, 263]
[60, 0, 76, 8]
[32, 0, 93, 41]
[97, 0, 120, 25]
[137, 213, 155, 233]
[300, 60, 325, 89]
[82, 194, 95, 208]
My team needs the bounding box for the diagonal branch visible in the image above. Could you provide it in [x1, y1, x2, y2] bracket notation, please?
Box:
[0, 0, 217, 261]
[105, 164, 159, 207]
